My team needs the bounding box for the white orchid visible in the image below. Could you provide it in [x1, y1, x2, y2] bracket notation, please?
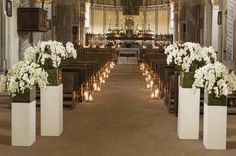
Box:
[193, 62, 236, 97]
[165, 42, 217, 72]
[6, 61, 48, 97]
[23, 40, 77, 69]
[24, 46, 38, 63]
[0, 74, 6, 92]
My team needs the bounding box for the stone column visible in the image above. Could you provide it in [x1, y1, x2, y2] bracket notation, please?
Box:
[116, 8, 119, 28]
[79, 3, 86, 46]
[226, 0, 235, 60]
[18, 0, 31, 59]
[234, 1, 236, 63]
[103, 8, 106, 33]
[90, 6, 94, 33]
[211, 0, 224, 61]
[155, 8, 158, 34]
[211, 3, 219, 51]
[178, 0, 185, 41]
[173, 2, 179, 41]
[203, 0, 212, 46]
[0, 0, 6, 71]
[217, 0, 224, 61]
[143, 9, 147, 30]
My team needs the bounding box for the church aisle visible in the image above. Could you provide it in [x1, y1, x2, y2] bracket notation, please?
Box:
[0, 64, 236, 156]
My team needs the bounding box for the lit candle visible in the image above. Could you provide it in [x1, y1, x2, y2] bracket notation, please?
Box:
[93, 83, 98, 91]
[147, 83, 150, 89]
[89, 94, 93, 102]
[99, 76, 103, 83]
[145, 70, 148, 76]
[103, 72, 106, 77]
[97, 86, 101, 92]
[150, 80, 154, 88]
[84, 91, 89, 101]
[151, 92, 155, 99]
[154, 89, 159, 98]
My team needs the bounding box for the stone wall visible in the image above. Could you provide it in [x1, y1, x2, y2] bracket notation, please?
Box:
[226, 0, 235, 60]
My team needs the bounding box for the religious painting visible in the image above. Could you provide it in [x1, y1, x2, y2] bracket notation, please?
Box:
[123, 0, 140, 16]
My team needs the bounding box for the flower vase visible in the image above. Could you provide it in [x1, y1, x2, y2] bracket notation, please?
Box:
[12, 87, 36, 146]
[203, 93, 227, 149]
[40, 68, 63, 136]
[177, 72, 200, 139]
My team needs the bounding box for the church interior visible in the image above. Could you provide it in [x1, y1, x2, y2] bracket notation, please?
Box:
[1, 0, 236, 155]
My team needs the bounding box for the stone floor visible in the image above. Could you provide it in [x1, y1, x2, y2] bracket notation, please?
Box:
[0, 64, 236, 156]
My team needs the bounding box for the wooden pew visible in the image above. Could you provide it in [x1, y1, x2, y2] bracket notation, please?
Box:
[61, 52, 112, 109]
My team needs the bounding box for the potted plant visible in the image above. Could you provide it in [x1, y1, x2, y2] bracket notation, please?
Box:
[165, 42, 217, 140]
[6, 60, 48, 146]
[193, 62, 236, 149]
[24, 40, 77, 136]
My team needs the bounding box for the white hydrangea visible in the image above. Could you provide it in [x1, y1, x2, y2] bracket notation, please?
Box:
[193, 62, 236, 97]
[6, 61, 48, 97]
[0, 74, 6, 92]
[165, 42, 217, 72]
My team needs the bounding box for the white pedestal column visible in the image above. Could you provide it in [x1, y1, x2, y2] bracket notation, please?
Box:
[177, 86, 200, 139]
[12, 101, 36, 146]
[203, 103, 227, 149]
[41, 84, 63, 136]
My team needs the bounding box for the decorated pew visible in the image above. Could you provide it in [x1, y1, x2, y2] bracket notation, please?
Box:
[61, 52, 112, 109]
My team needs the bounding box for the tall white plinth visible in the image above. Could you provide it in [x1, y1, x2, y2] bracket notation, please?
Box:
[12, 101, 36, 146]
[41, 84, 63, 136]
[203, 103, 227, 149]
[177, 86, 200, 139]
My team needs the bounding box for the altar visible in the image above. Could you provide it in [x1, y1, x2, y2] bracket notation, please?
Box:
[116, 48, 139, 64]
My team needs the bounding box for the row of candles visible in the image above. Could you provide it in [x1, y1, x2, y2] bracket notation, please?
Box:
[82, 61, 115, 102]
[140, 63, 160, 99]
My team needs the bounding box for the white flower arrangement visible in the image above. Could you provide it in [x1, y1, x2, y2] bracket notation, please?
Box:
[24, 46, 38, 62]
[6, 61, 49, 97]
[27, 40, 78, 68]
[165, 42, 217, 72]
[0, 74, 6, 92]
[193, 62, 236, 97]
